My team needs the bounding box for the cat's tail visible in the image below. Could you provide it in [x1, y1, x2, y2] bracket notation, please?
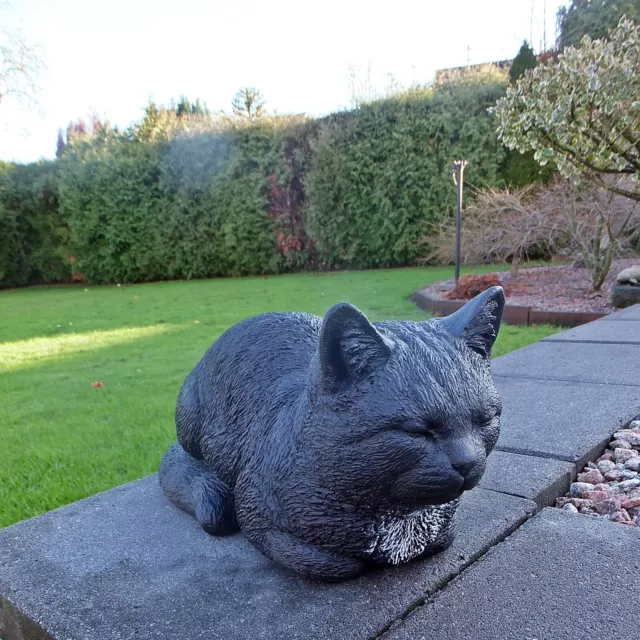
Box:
[175, 373, 204, 460]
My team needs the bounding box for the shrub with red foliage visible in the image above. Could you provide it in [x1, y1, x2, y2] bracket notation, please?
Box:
[446, 273, 508, 300]
[265, 132, 317, 271]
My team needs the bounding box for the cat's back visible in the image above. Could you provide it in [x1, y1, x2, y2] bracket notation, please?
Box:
[198, 310, 321, 380]
[176, 311, 321, 472]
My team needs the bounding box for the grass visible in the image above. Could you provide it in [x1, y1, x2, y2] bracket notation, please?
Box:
[0, 266, 562, 528]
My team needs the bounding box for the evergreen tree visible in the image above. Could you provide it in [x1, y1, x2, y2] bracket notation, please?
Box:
[557, 0, 640, 50]
[55, 129, 66, 157]
[175, 95, 209, 117]
[509, 41, 538, 84]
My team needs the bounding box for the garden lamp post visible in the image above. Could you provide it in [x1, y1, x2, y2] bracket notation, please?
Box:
[451, 160, 467, 285]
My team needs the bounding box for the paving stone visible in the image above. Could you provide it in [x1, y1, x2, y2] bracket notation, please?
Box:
[493, 376, 640, 467]
[491, 341, 640, 387]
[542, 319, 640, 344]
[599, 304, 640, 321]
[385, 508, 640, 640]
[479, 450, 574, 507]
[0, 476, 536, 640]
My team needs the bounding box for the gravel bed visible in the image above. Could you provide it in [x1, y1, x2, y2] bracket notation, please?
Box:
[555, 417, 640, 527]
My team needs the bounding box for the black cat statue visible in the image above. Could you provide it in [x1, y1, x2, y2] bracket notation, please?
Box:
[159, 286, 505, 581]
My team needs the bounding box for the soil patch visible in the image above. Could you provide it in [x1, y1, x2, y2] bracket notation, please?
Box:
[422, 259, 639, 314]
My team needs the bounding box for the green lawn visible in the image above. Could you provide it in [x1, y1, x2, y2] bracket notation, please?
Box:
[0, 267, 561, 528]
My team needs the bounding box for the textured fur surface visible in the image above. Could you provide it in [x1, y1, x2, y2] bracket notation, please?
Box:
[159, 287, 505, 581]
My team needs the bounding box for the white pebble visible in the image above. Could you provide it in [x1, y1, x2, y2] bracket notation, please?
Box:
[614, 430, 640, 445]
[625, 457, 640, 472]
[618, 479, 640, 492]
[597, 460, 616, 472]
[615, 448, 637, 464]
[570, 482, 595, 498]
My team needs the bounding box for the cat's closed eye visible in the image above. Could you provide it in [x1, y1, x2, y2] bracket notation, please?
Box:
[473, 402, 502, 426]
[392, 420, 440, 438]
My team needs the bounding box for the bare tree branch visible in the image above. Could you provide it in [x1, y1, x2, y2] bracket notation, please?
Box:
[0, 4, 45, 112]
[421, 179, 640, 291]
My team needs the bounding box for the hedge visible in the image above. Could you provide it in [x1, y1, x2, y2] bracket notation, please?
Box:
[1, 81, 551, 287]
[307, 82, 511, 268]
[0, 161, 70, 287]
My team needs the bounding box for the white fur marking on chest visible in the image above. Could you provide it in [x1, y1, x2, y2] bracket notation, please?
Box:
[369, 500, 459, 565]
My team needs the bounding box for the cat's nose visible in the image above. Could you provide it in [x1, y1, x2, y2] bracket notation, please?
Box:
[446, 438, 481, 480]
[452, 458, 476, 478]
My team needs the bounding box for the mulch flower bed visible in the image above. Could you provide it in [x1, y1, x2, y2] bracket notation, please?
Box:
[423, 258, 639, 314]
[555, 417, 640, 527]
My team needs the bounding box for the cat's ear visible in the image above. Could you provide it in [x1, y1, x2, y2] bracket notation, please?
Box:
[437, 286, 505, 359]
[315, 303, 392, 394]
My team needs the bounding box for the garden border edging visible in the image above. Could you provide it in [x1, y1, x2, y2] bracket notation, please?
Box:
[410, 289, 607, 327]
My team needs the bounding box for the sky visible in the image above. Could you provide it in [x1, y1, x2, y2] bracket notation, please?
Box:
[1, 0, 567, 163]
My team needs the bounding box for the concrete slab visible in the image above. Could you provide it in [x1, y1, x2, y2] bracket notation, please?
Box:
[491, 341, 640, 387]
[542, 319, 640, 344]
[600, 304, 640, 320]
[493, 376, 640, 466]
[385, 508, 640, 640]
[479, 451, 574, 507]
[0, 476, 536, 640]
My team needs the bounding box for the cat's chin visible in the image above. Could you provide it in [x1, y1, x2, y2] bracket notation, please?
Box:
[426, 489, 464, 505]
[401, 488, 464, 509]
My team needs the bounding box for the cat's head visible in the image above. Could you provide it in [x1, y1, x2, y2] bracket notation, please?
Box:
[305, 287, 505, 512]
